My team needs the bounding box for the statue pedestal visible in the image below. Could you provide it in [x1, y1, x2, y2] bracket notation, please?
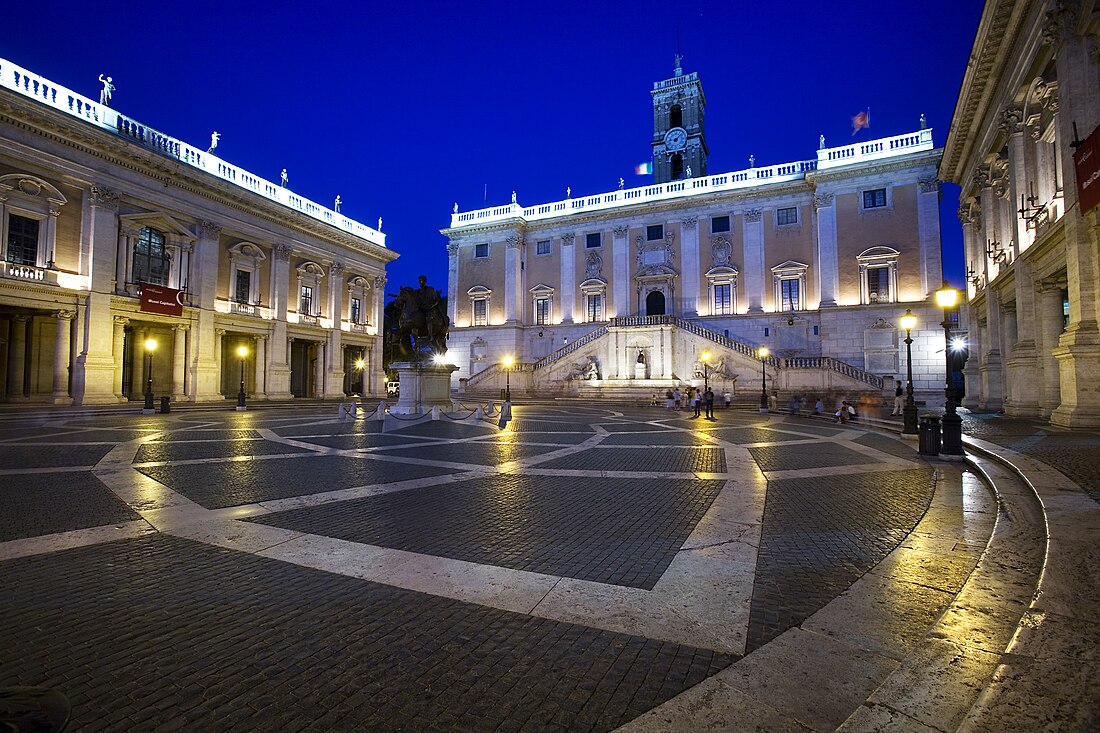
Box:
[634, 363, 646, 380]
[390, 361, 459, 415]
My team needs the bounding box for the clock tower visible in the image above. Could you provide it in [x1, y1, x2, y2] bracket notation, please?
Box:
[651, 55, 708, 184]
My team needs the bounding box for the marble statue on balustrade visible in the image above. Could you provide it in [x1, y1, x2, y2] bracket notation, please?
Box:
[280, 169, 289, 188]
[208, 131, 220, 153]
[98, 75, 115, 106]
[334, 195, 341, 213]
[389, 275, 450, 361]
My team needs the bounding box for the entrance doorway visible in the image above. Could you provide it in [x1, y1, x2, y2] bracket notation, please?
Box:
[290, 341, 314, 398]
[646, 290, 666, 316]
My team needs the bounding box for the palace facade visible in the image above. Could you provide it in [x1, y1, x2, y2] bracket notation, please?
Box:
[0, 57, 396, 405]
[942, 0, 1100, 427]
[442, 62, 954, 403]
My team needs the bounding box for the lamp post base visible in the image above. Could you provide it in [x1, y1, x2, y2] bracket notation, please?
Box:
[902, 404, 918, 434]
[941, 409, 964, 455]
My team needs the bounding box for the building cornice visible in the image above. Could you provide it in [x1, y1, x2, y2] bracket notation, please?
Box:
[0, 93, 397, 264]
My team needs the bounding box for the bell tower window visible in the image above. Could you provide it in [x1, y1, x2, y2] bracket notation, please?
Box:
[671, 154, 684, 180]
[670, 104, 683, 129]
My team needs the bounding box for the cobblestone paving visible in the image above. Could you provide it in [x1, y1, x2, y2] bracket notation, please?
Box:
[537, 446, 726, 473]
[134, 439, 315, 463]
[854, 431, 921, 460]
[136, 455, 456, 509]
[748, 443, 871, 472]
[0, 443, 115, 469]
[963, 413, 1100, 502]
[0, 405, 950, 730]
[746, 467, 936, 651]
[0, 472, 140, 542]
[250, 474, 725, 589]
[0, 535, 733, 732]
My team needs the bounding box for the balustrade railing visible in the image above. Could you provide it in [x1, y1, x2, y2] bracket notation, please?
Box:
[450, 130, 931, 229]
[0, 57, 385, 249]
[2, 261, 58, 285]
[297, 314, 321, 327]
[532, 326, 609, 370]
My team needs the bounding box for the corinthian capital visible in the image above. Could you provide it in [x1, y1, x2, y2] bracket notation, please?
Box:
[919, 178, 942, 194]
[198, 220, 222, 238]
[447, 243, 459, 256]
[505, 233, 525, 249]
[812, 194, 833, 209]
[612, 225, 629, 237]
[274, 243, 293, 262]
[90, 185, 121, 210]
[744, 209, 762, 223]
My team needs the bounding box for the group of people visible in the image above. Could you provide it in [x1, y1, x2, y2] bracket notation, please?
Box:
[785, 394, 858, 423]
[663, 387, 730, 418]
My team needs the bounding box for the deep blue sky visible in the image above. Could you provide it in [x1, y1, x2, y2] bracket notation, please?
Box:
[4, 0, 982, 294]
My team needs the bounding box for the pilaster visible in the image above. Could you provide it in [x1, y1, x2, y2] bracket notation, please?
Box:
[73, 186, 123, 404]
[190, 220, 223, 402]
[560, 234, 575, 323]
[504, 233, 524, 325]
[916, 178, 942, 297]
[679, 218, 699, 316]
[813, 193, 838, 307]
[743, 210, 765, 312]
[612, 226, 630, 317]
[50, 311, 75, 405]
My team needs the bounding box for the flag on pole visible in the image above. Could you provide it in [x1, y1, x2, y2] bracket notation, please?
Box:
[634, 162, 652, 175]
[851, 109, 870, 136]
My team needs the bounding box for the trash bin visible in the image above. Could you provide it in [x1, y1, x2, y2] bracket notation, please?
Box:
[919, 415, 941, 456]
[159, 396, 171, 414]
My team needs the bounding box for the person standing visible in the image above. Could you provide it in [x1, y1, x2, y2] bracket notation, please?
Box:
[723, 390, 731, 409]
[704, 388, 715, 419]
[672, 388, 681, 410]
[692, 388, 702, 418]
[892, 380, 905, 416]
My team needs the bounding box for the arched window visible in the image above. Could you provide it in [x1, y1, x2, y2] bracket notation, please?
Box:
[671, 154, 684, 180]
[133, 227, 169, 285]
[670, 105, 683, 129]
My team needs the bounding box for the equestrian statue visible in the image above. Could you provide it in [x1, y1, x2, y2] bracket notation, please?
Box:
[388, 275, 450, 361]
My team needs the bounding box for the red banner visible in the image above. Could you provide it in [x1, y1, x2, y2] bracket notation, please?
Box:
[140, 283, 184, 316]
[1074, 123, 1100, 217]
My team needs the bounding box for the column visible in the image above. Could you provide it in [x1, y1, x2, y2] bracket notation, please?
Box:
[612, 226, 631, 317]
[812, 194, 838, 307]
[446, 245, 459, 326]
[314, 341, 326, 398]
[679, 218, 699, 316]
[191, 221, 223, 402]
[1050, 12, 1100, 427]
[266, 244, 294, 399]
[171, 325, 188, 400]
[254, 336, 267, 398]
[214, 329, 225, 396]
[73, 186, 123, 404]
[112, 316, 128, 398]
[1038, 283, 1065, 418]
[51, 311, 75, 405]
[916, 179, 942, 297]
[6, 316, 29, 400]
[743, 210, 765, 312]
[504, 233, 523, 325]
[979, 288, 1004, 411]
[371, 275, 387, 392]
[560, 234, 575, 323]
[961, 304, 982, 410]
[325, 263, 346, 399]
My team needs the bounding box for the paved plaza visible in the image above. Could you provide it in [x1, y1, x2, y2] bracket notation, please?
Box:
[1, 403, 1098, 731]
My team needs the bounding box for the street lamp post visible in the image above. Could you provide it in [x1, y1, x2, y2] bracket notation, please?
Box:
[502, 356, 513, 402]
[758, 346, 769, 412]
[236, 344, 248, 410]
[354, 356, 366, 396]
[935, 281, 963, 455]
[700, 351, 710, 392]
[900, 309, 918, 435]
[143, 338, 157, 413]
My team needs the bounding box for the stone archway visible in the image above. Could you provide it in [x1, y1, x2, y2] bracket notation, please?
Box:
[646, 290, 666, 316]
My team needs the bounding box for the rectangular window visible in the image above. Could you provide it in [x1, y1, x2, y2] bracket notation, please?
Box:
[867, 267, 890, 303]
[780, 279, 801, 311]
[474, 243, 489, 258]
[350, 297, 362, 324]
[586, 294, 602, 322]
[646, 224, 664, 241]
[863, 188, 887, 208]
[776, 207, 798, 226]
[536, 239, 551, 255]
[473, 299, 487, 326]
[535, 297, 550, 325]
[586, 232, 601, 248]
[711, 215, 730, 233]
[6, 214, 39, 266]
[300, 285, 314, 315]
[713, 284, 732, 315]
[234, 270, 251, 304]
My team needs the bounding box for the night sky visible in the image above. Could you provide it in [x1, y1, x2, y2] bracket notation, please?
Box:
[3, 0, 982, 296]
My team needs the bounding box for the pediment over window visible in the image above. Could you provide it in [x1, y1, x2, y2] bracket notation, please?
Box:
[348, 275, 370, 289]
[120, 212, 196, 241]
[296, 261, 326, 278]
[705, 265, 739, 278]
[467, 285, 492, 296]
[0, 174, 67, 205]
[771, 260, 809, 273]
[529, 283, 555, 295]
[857, 246, 900, 262]
[579, 277, 607, 292]
[228, 241, 268, 261]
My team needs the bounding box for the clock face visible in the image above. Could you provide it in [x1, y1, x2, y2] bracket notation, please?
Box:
[664, 128, 687, 151]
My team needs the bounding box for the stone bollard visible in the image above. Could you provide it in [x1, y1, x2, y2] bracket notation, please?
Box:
[431, 405, 441, 420]
[486, 401, 497, 416]
[349, 401, 358, 418]
[475, 405, 484, 420]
